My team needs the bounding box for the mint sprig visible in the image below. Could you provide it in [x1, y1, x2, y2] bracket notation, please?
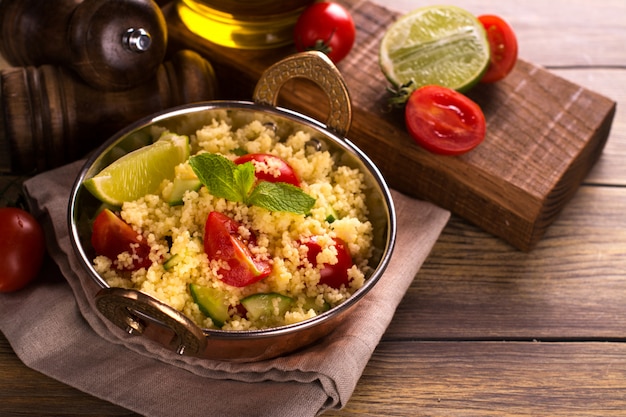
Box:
[189, 153, 316, 214]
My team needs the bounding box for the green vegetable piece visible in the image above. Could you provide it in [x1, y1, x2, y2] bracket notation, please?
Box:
[163, 177, 202, 206]
[248, 181, 316, 214]
[189, 153, 315, 214]
[189, 284, 231, 327]
[163, 253, 181, 271]
[324, 206, 339, 223]
[189, 153, 250, 203]
[241, 292, 293, 321]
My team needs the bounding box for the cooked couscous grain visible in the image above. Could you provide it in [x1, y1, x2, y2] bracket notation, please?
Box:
[93, 115, 374, 330]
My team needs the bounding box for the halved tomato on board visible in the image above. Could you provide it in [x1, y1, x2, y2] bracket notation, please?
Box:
[204, 211, 271, 287]
[405, 85, 486, 156]
[479, 14, 518, 83]
[91, 208, 152, 270]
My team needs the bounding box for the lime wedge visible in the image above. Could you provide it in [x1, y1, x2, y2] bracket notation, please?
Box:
[379, 5, 490, 93]
[84, 133, 190, 206]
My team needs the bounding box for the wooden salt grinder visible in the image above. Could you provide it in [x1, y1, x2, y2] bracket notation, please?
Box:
[0, 50, 219, 174]
[0, 0, 167, 91]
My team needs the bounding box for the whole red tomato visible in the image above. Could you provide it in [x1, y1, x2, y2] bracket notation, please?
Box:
[294, 2, 356, 63]
[0, 207, 46, 292]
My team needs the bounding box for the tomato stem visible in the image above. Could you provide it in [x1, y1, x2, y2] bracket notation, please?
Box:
[386, 80, 416, 108]
[308, 39, 332, 56]
[0, 176, 28, 209]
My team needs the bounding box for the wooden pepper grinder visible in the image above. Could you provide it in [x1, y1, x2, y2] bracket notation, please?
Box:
[0, 49, 219, 174]
[0, 0, 167, 91]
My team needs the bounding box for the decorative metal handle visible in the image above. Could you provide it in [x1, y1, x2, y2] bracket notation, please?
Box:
[95, 287, 207, 356]
[253, 51, 352, 137]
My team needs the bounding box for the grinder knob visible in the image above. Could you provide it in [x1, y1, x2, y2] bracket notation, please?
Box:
[0, 0, 167, 91]
[0, 50, 219, 174]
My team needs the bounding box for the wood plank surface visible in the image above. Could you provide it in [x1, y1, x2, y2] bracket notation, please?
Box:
[554, 69, 626, 185]
[0, 334, 136, 416]
[388, 186, 626, 341]
[1, 0, 625, 416]
[327, 341, 626, 417]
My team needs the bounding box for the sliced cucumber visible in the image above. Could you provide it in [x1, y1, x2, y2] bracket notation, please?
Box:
[163, 177, 202, 206]
[241, 293, 293, 321]
[324, 206, 339, 223]
[163, 253, 181, 271]
[189, 284, 230, 327]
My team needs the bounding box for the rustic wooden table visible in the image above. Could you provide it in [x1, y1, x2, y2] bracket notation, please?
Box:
[1, 0, 625, 415]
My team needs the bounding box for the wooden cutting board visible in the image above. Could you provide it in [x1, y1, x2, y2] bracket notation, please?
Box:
[162, 1, 616, 251]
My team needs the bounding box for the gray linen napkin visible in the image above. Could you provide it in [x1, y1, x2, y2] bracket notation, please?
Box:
[0, 160, 449, 416]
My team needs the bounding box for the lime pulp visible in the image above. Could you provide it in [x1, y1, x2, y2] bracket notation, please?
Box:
[379, 5, 490, 93]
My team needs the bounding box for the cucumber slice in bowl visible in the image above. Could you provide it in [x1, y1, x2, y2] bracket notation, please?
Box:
[163, 177, 202, 206]
[189, 284, 231, 327]
[241, 293, 293, 321]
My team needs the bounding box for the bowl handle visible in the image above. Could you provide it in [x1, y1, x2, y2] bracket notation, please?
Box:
[95, 287, 207, 356]
[253, 51, 352, 137]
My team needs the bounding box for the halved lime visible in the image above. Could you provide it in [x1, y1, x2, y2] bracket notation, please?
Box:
[83, 133, 190, 206]
[379, 5, 490, 93]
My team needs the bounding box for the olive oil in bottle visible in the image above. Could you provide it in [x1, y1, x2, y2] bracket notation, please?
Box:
[176, 0, 313, 49]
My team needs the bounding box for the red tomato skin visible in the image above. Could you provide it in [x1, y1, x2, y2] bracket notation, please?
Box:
[479, 14, 518, 83]
[405, 85, 486, 156]
[0, 207, 46, 292]
[204, 212, 271, 287]
[91, 208, 152, 271]
[293, 2, 356, 63]
[302, 237, 353, 289]
[234, 153, 301, 187]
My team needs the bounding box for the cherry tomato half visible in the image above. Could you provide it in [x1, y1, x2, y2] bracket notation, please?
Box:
[204, 211, 271, 287]
[294, 2, 356, 64]
[234, 153, 301, 187]
[405, 85, 486, 156]
[479, 14, 518, 83]
[91, 208, 152, 271]
[302, 237, 353, 289]
[0, 207, 46, 292]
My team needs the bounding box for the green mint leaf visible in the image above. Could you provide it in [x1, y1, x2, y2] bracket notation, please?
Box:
[248, 181, 316, 214]
[189, 153, 247, 203]
[189, 152, 317, 214]
[233, 162, 256, 201]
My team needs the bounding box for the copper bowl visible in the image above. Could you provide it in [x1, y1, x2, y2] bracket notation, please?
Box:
[68, 52, 396, 362]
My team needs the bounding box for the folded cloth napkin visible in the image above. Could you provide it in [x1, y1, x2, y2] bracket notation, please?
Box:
[0, 160, 449, 417]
